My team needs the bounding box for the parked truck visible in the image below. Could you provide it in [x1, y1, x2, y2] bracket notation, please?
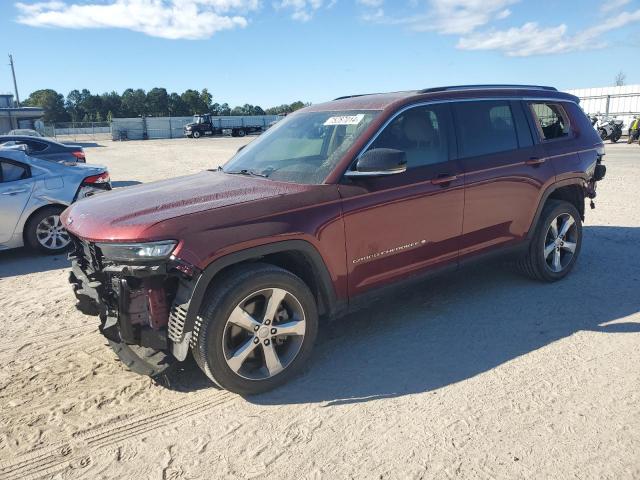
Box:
[184, 114, 271, 138]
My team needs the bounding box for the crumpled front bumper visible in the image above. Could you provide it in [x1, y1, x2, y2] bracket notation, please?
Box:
[67, 237, 199, 361]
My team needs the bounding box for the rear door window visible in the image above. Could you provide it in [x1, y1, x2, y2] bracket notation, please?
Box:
[0, 160, 30, 182]
[453, 101, 519, 158]
[23, 140, 49, 152]
[529, 103, 570, 140]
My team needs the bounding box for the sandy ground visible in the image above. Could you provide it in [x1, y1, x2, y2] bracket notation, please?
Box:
[0, 138, 638, 480]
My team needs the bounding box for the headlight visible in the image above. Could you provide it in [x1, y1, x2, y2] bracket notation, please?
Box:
[96, 241, 177, 262]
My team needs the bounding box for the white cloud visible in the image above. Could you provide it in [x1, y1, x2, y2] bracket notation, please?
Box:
[602, 0, 629, 12]
[457, 9, 640, 56]
[357, 0, 383, 6]
[15, 0, 260, 39]
[362, 0, 517, 35]
[275, 0, 325, 22]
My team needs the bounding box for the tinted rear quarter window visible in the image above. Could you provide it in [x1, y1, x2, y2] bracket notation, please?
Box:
[453, 101, 518, 158]
[529, 103, 570, 140]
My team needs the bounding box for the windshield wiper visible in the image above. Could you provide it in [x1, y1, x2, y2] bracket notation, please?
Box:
[224, 168, 268, 178]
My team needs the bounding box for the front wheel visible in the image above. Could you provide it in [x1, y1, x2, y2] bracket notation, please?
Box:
[191, 264, 318, 395]
[598, 129, 607, 141]
[611, 131, 621, 143]
[516, 200, 582, 282]
[192, 130, 201, 139]
[108, 340, 174, 377]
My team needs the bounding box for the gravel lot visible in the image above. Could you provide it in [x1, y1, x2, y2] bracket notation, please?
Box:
[0, 138, 638, 480]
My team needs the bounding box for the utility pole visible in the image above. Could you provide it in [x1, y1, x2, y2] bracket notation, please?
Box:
[8, 54, 20, 107]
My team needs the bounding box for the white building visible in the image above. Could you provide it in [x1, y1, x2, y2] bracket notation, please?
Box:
[566, 85, 640, 130]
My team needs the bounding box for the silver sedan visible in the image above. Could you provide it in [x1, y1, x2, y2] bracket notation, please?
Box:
[0, 146, 111, 254]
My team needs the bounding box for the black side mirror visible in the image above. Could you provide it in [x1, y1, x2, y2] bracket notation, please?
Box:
[345, 148, 407, 178]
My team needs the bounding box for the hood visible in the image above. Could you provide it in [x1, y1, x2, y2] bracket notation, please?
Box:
[62, 171, 312, 242]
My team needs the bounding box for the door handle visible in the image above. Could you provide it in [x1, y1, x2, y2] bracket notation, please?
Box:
[431, 174, 458, 186]
[525, 157, 546, 166]
[1, 189, 27, 195]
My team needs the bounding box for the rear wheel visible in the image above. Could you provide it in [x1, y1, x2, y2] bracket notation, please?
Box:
[516, 200, 582, 282]
[25, 206, 71, 254]
[611, 131, 621, 143]
[192, 264, 318, 395]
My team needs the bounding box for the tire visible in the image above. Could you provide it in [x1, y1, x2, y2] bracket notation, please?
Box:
[237, 129, 246, 137]
[192, 130, 201, 139]
[598, 129, 607, 141]
[611, 132, 620, 143]
[191, 263, 318, 395]
[25, 206, 72, 254]
[516, 200, 582, 282]
[108, 340, 174, 377]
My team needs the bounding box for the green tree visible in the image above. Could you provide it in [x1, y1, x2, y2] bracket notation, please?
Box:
[121, 88, 147, 117]
[23, 89, 69, 123]
[219, 103, 231, 116]
[65, 89, 85, 122]
[146, 87, 169, 116]
[168, 92, 189, 116]
[201, 88, 212, 111]
[181, 89, 207, 115]
[100, 91, 122, 118]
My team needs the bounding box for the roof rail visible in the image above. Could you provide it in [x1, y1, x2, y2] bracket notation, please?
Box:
[419, 84, 558, 94]
[333, 93, 379, 101]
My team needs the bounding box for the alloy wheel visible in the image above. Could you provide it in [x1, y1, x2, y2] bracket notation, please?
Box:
[221, 288, 306, 381]
[36, 214, 71, 251]
[544, 212, 578, 273]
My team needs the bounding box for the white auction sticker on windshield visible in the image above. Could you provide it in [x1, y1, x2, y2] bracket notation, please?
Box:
[324, 114, 365, 126]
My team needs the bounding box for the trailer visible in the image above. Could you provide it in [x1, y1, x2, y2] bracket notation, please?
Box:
[184, 114, 277, 138]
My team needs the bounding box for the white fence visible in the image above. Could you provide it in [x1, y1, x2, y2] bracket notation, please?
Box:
[111, 115, 282, 140]
[567, 85, 640, 130]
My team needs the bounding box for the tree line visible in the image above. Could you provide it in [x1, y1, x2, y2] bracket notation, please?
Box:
[22, 88, 309, 124]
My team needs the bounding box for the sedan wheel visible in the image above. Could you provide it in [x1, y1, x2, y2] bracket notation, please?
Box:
[36, 214, 71, 251]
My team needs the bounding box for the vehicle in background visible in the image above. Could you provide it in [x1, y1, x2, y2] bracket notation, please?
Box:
[590, 114, 623, 143]
[0, 146, 110, 254]
[65, 85, 605, 395]
[184, 114, 265, 138]
[7, 129, 42, 137]
[0, 135, 87, 163]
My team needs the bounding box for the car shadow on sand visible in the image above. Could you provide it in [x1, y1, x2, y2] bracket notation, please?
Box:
[246, 225, 640, 406]
[0, 247, 70, 278]
[108, 225, 640, 399]
[111, 180, 143, 188]
[59, 141, 106, 148]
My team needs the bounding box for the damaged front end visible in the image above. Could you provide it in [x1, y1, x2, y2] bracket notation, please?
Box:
[68, 237, 199, 368]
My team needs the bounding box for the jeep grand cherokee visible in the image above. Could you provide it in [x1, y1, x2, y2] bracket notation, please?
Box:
[63, 85, 606, 395]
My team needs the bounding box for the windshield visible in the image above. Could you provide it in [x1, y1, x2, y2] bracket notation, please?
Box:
[223, 110, 380, 184]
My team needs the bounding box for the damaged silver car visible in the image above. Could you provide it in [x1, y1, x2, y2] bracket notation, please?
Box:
[0, 146, 111, 254]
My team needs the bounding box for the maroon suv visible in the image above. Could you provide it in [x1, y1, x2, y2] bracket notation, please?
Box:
[64, 85, 606, 395]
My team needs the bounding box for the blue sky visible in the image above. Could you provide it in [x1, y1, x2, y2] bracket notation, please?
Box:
[1, 0, 639, 107]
